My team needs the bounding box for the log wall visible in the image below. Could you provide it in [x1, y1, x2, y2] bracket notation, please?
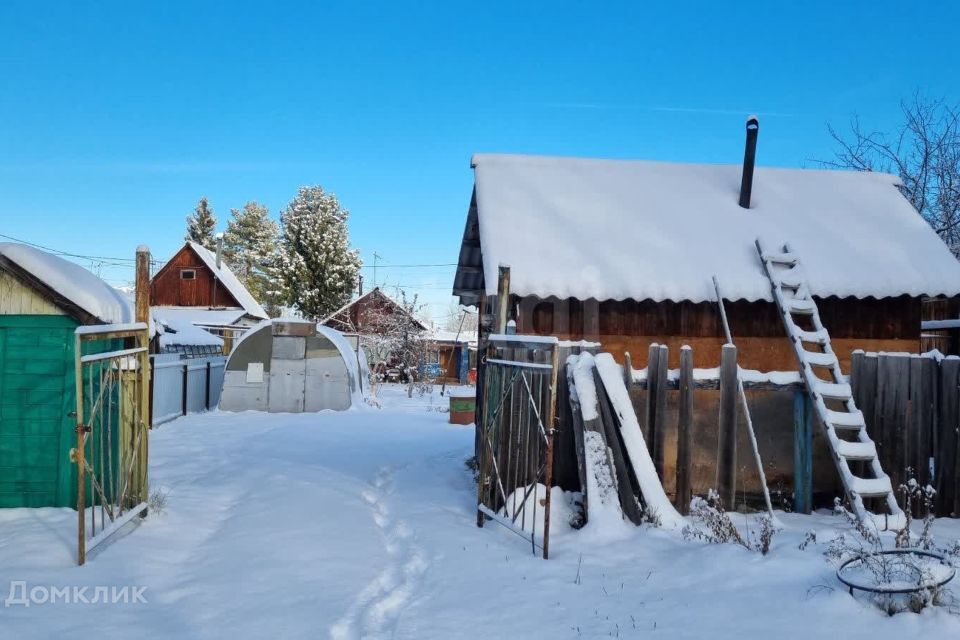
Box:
[150, 245, 242, 309]
[515, 295, 921, 372]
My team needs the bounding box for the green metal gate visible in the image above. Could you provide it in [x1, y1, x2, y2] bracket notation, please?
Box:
[0, 316, 79, 508]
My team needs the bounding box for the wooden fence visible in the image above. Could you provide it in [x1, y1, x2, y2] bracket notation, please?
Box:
[549, 343, 960, 519]
[850, 351, 960, 517]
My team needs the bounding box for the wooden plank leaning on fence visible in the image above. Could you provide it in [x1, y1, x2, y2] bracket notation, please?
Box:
[593, 367, 644, 524]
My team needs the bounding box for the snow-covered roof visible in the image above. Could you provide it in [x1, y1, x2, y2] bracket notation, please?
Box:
[456, 153, 960, 304]
[321, 287, 428, 331]
[428, 329, 474, 344]
[186, 242, 268, 319]
[152, 306, 250, 327]
[156, 317, 224, 348]
[0, 243, 133, 324]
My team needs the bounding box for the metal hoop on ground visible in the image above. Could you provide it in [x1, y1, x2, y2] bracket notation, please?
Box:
[836, 549, 956, 595]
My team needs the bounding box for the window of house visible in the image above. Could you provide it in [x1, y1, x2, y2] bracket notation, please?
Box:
[180, 269, 197, 280]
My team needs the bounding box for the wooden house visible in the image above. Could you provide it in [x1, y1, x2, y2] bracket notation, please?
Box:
[323, 287, 427, 335]
[0, 243, 133, 507]
[453, 144, 960, 372]
[453, 123, 960, 510]
[323, 287, 429, 379]
[150, 241, 268, 354]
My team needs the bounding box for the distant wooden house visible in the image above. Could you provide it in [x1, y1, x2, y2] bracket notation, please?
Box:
[150, 241, 268, 354]
[323, 287, 428, 379]
[424, 329, 473, 384]
[323, 287, 427, 335]
[0, 243, 133, 507]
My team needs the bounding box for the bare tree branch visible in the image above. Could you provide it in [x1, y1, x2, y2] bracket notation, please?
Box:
[819, 94, 960, 256]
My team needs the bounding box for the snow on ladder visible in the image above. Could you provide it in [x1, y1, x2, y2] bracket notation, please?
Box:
[755, 239, 905, 532]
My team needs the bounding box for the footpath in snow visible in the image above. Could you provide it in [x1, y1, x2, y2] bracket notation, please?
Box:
[0, 385, 958, 639]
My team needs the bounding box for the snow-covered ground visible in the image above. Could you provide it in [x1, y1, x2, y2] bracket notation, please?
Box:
[1, 384, 959, 639]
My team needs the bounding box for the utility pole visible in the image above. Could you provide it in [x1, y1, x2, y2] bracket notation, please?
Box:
[372, 251, 381, 290]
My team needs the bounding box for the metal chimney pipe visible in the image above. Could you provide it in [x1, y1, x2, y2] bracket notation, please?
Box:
[739, 115, 760, 209]
[215, 232, 224, 269]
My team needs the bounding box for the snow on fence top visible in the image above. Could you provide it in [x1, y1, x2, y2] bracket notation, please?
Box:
[470, 153, 960, 303]
[0, 243, 133, 324]
[188, 241, 268, 319]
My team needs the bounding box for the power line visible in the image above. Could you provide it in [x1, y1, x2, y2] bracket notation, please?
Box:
[359, 262, 457, 269]
[0, 232, 140, 263]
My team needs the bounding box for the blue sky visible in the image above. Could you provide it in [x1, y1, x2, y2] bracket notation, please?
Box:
[1, 1, 958, 323]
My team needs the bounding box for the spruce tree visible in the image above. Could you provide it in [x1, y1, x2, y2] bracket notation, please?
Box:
[275, 186, 362, 319]
[223, 201, 280, 315]
[185, 197, 218, 251]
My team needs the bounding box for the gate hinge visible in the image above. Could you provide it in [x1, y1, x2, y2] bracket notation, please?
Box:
[76, 424, 91, 434]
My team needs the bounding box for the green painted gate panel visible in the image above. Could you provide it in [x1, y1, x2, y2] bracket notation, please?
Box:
[0, 315, 79, 508]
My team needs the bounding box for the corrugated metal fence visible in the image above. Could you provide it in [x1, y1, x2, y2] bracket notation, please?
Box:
[150, 353, 227, 425]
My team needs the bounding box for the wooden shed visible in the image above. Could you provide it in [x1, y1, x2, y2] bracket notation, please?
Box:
[0, 243, 133, 508]
[453, 151, 960, 371]
[423, 329, 472, 384]
[454, 129, 960, 511]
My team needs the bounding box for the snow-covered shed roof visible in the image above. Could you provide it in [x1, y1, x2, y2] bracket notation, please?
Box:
[156, 317, 224, 349]
[453, 153, 960, 305]
[152, 306, 250, 328]
[427, 328, 474, 345]
[0, 243, 133, 324]
[186, 242, 269, 319]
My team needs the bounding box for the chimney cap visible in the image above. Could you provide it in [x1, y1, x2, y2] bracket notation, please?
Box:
[746, 115, 759, 128]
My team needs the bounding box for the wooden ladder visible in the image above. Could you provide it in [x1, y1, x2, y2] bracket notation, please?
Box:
[756, 239, 905, 531]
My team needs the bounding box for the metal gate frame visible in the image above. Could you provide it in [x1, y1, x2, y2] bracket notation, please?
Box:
[73, 322, 150, 565]
[475, 335, 560, 559]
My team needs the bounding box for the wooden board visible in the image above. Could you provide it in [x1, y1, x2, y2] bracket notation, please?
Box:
[593, 369, 643, 524]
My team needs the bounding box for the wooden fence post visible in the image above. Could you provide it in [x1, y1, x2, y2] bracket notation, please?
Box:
[675, 346, 693, 513]
[793, 391, 812, 514]
[496, 265, 511, 334]
[623, 352, 633, 389]
[652, 344, 669, 479]
[717, 344, 738, 508]
[645, 343, 660, 456]
[133, 245, 151, 508]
